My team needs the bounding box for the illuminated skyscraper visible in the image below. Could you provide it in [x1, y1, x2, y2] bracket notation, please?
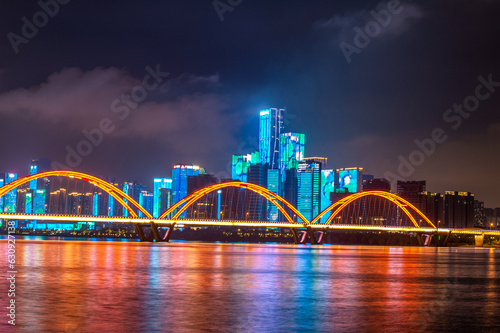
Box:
[232, 152, 260, 182]
[1, 173, 18, 213]
[122, 182, 146, 217]
[279, 132, 305, 174]
[172, 164, 201, 218]
[29, 158, 51, 191]
[153, 178, 172, 218]
[259, 108, 285, 169]
[336, 168, 363, 193]
[267, 169, 280, 222]
[139, 191, 154, 217]
[321, 169, 335, 222]
[297, 162, 321, 221]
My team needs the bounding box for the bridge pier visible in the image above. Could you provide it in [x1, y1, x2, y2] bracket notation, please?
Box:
[291, 228, 326, 245]
[475, 234, 485, 247]
[135, 222, 174, 242]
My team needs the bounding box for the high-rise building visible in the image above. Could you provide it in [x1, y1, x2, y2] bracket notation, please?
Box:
[1, 173, 18, 214]
[397, 181, 426, 212]
[444, 191, 475, 228]
[267, 169, 281, 222]
[474, 200, 485, 228]
[139, 191, 154, 217]
[29, 158, 51, 191]
[153, 178, 172, 218]
[231, 152, 260, 182]
[247, 164, 268, 220]
[321, 169, 336, 222]
[336, 168, 363, 193]
[297, 162, 321, 222]
[259, 108, 285, 169]
[282, 168, 298, 220]
[172, 164, 201, 218]
[363, 178, 391, 192]
[279, 133, 305, 172]
[122, 181, 146, 216]
[187, 173, 218, 219]
[421, 192, 444, 227]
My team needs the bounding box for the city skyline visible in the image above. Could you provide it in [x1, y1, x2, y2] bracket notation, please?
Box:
[0, 1, 499, 207]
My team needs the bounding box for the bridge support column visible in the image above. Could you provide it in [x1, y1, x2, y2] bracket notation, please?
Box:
[134, 222, 174, 242]
[475, 234, 485, 247]
[150, 222, 174, 243]
[291, 228, 326, 245]
[417, 233, 434, 247]
[135, 223, 154, 242]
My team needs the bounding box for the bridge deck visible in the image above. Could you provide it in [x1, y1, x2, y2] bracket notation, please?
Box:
[2, 213, 500, 236]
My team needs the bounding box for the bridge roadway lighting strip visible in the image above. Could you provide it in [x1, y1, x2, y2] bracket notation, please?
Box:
[2, 214, 500, 236]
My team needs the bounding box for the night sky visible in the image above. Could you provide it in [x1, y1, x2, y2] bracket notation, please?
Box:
[0, 0, 499, 207]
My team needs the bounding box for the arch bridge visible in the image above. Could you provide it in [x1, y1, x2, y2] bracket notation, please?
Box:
[1, 171, 497, 245]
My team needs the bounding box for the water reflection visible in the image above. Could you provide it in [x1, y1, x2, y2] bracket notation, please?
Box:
[1, 239, 499, 332]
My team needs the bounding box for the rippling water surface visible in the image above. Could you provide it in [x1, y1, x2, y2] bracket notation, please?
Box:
[1, 238, 499, 332]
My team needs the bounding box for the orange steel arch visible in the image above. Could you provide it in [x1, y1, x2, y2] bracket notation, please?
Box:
[159, 181, 309, 224]
[0, 171, 151, 218]
[310, 191, 436, 228]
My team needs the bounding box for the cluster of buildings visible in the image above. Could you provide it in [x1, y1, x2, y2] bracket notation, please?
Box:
[1, 108, 499, 231]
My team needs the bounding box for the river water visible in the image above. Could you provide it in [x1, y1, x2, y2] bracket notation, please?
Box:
[1, 238, 499, 332]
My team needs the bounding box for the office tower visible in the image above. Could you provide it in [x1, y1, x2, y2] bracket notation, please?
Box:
[363, 178, 391, 192]
[187, 173, 219, 219]
[421, 192, 444, 227]
[444, 191, 475, 228]
[29, 158, 51, 190]
[231, 152, 260, 182]
[321, 169, 336, 222]
[283, 168, 298, 220]
[297, 162, 321, 222]
[1, 173, 18, 213]
[396, 181, 426, 211]
[139, 191, 154, 217]
[172, 165, 201, 203]
[122, 182, 146, 216]
[267, 169, 281, 222]
[153, 178, 172, 218]
[304, 157, 327, 170]
[336, 168, 363, 193]
[474, 200, 485, 228]
[246, 164, 268, 220]
[172, 164, 201, 218]
[259, 108, 285, 169]
[279, 133, 305, 172]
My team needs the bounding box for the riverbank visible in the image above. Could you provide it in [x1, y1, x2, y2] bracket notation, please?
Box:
[2, 228, 499, 247]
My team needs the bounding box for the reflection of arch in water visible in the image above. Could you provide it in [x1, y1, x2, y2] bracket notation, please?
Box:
[0, 171, 151, 218]
[310, 191, 436, 228]
[159, 181, 309, 224]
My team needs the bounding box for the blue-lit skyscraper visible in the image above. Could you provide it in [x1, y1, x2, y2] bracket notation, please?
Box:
[297, 162, 321, 222]
[172, 165, 201, 203]
[139, 191, 154, 217]
[172, 165, 201, 217]
[29, 158, 51, 190]
[267, 169, 280, 222]
[1, 173, 18, 213]
[259, 108, 285, 170]
[153, 178, 172, 218]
